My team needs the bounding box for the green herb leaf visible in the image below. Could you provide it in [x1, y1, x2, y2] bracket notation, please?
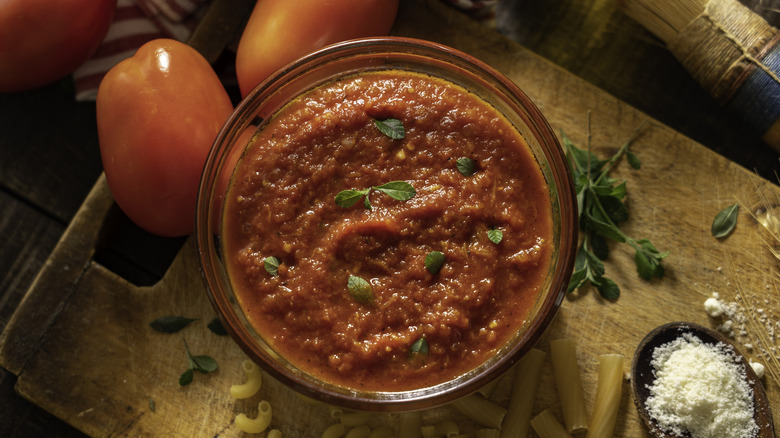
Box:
[347, 275, 374, 304]
[711, 203, 739, 238]
[207, 318, 228, 336]
[335, 188, 370, 208]
[425, 251, 445, 274]
[373, 181, 416, 201]
[487, 228, 503, 244]
[456, 157, 476, 176]
[149, 398, 156, 412]
[179, 368, 194, 386]
[373, 118, 405, 139]
[149, 316, 197, 333]
[410, 337, 429, 355]
[626, 151, 641, 169]
[191, 355, 218, 373]
[562, 118, 665, 299]
[264, 256, 281, 276]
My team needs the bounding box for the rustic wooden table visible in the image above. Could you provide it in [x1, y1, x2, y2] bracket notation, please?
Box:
[1, 0, 779, 436]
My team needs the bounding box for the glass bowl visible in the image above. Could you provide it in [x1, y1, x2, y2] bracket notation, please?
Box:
[196, 36, 577, 411]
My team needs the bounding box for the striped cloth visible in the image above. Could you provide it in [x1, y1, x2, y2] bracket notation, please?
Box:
[73, 0, 205, 101]
[73, 0, 498, 102]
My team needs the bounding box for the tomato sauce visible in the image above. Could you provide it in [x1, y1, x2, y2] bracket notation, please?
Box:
[223, 70, 553, 391]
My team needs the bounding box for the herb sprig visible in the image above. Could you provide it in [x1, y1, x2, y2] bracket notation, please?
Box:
[179, 339, 218, 386]
[564, 118, 668, 300]
[335, 181, 416, 210]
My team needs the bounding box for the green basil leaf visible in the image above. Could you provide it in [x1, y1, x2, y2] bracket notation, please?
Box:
[425, 251, 445, 274]
[179, 368, 193, 386]
[410, 337, 428, 355]
[149, 316, 197, 334]
[347, 275, 374, 304]
[335, 189, 369, 208]
[456, 157, 476, 176]
[626, 151, 641, 169]
[597, 277, 620, 300]
[373, 118, 405, 139]
[711, 203, 739, 238]
[487, 228, 503, 244]
[207, 318, 228, 336]
[192, 355, 218, 373]
[264, 256, 281, 276]
[373, 181, 416, 201]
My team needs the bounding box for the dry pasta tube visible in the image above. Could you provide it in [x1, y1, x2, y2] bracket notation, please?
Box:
[531, 409, 573, 438]
[367, 425, 395, 438]
[398, 411, 423, 438]
[230, 360, 263, 399]
[321, 423, 347, 438]
[477, 376, 502, 398]
[345, 425, 371, 438]
[340, 412, 371, 427]
[585, 354, 625, 438]
[235, 400, 272, 434]
[267, 430, 283, 438]
[450, 393, 506, 430]
[434, 420, 459, 437]
[420, 425, 436, 438]
[550, 338, 588, 433]
[475, 429, 500, 438]
[499, 348, 546, 438]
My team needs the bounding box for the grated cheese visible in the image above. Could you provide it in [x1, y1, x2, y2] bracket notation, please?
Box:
[645, 333, 758, 438]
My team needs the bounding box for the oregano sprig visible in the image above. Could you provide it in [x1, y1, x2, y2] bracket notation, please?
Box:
[335, 181, 416, 210]
[564, 117, 668, 300]
[179, 339, 218, 386]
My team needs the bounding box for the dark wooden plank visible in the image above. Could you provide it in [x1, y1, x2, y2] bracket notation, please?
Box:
[495, 0, 780, 181]
[0, 81, 103, 224]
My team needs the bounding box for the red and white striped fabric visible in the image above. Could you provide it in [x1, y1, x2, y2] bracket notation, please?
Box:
[73, 0, 206, 101]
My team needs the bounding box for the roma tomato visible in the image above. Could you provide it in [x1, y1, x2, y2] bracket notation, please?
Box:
[96, 39, 233, 237]
[235, 0, 399, 97]
[0, 0, 115, 92]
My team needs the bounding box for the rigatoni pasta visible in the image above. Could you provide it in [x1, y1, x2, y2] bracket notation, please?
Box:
[367, 425, 395, 438]
[398, 411, 423, 438]
[450, 393, 507, 430]
[550, 338, 588, 433]
[345, 425, 371, 438]
[321, 423, 347, 438]
[500, 348, 546, 438]
[585, 354, 625, 438]
[531, 409, 573, 438]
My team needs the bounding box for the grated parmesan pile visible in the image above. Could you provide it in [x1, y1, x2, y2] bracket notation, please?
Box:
[645, 333, 758, 438]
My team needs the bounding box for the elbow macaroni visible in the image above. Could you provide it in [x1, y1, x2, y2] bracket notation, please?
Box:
[235, 400, 272, 434]
[230, 360, 263, 399]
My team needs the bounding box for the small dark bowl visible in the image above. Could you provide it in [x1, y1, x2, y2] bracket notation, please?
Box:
[631, 322, 774, 438]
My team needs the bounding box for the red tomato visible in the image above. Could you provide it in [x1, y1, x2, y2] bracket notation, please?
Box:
[0, 0, 115, 92]
[235, 0, 399, 97]
[96, 39, 234, 237]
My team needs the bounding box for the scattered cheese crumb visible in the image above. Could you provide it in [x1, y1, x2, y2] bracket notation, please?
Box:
[749, 362, 765, 379]
[704, 297, 726, 317]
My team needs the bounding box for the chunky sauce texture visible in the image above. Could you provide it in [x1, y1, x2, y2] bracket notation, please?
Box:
[223, 70, 553, 391]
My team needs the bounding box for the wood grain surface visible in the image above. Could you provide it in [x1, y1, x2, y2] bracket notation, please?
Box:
[2, 0, 780, 437]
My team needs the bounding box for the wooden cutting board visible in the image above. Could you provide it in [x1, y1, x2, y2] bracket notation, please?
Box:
[2, 0, 779, 436]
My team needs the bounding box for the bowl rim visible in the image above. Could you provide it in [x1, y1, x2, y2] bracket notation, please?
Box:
[196, 36, 578, 411]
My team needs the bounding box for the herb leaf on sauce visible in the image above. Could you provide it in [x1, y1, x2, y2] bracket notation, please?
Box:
[264, 256, 281, 276]
[335, 182, 415, 210]
[373, 118, 405, 139]
[563, 117, 668, 300]
[456, 157, 476, 176]
[347, 275, 374, 304]
[150, 316, 197, 333]
[373, 181, 416, 201]
[488, 228, 503, 244]
[425, 251, 445, 274]
[410, 337, 429, 355]
[711, 203, 739, 238]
